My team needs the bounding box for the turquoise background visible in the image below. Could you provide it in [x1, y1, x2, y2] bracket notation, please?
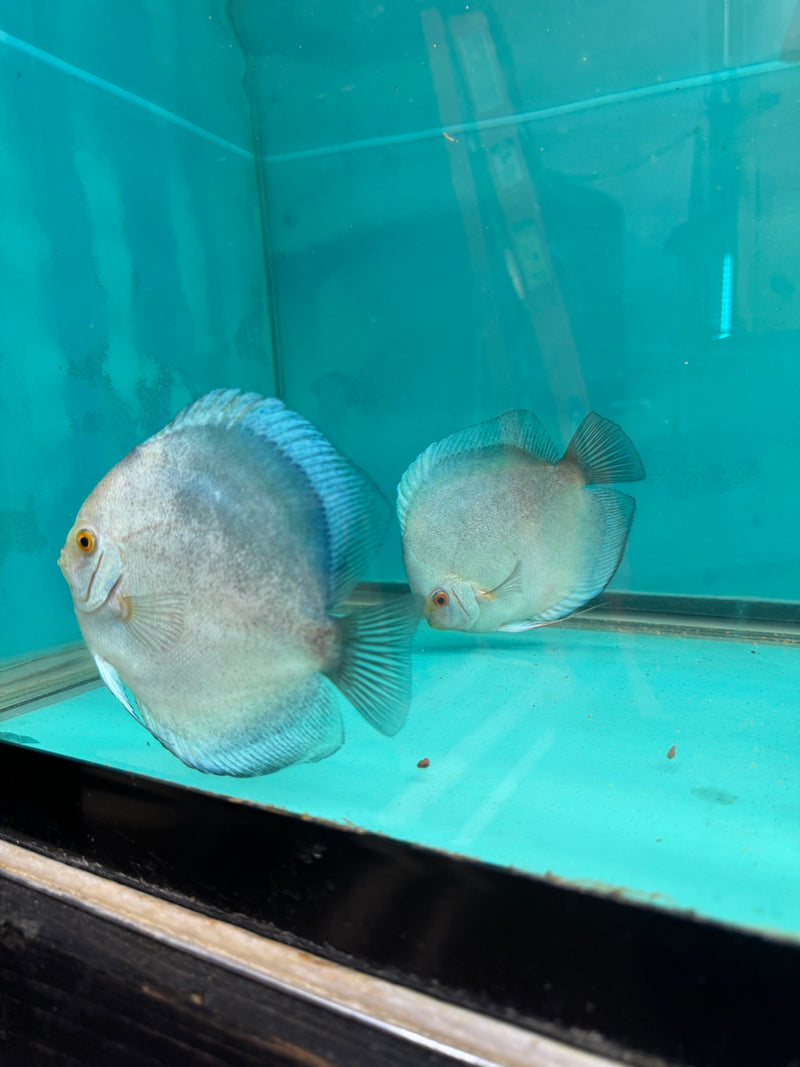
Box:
[1, 3, 799, 941]
[2, 2, 800, 659]
[0, 3, 274, 659]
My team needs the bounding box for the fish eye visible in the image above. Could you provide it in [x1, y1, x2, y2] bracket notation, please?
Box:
[432, 590, 449, 607]
[76, 529, 96, 554]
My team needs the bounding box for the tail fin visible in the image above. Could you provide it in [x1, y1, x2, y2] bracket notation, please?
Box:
[327, 594, 420, 736]
[563, 412, 645, 484]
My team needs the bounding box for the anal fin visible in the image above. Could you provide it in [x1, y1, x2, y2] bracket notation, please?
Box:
[96, 660, 345, 778]
[150, 676, 344, 777]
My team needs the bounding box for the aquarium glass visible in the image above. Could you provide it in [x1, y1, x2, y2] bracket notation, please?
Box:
[2, 1, 799, 944]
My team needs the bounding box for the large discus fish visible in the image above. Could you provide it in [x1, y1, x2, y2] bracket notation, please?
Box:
[58, 389, 417, 776]
[397, 410, 645, 633]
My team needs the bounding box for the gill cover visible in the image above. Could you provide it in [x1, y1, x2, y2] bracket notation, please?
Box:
[62, 525, 123, 613]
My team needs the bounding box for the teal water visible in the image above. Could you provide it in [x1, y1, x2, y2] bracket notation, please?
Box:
[1, 3, 799, 940]
[4, 625, 798, 940]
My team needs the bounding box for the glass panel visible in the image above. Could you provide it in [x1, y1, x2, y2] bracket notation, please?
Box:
[2, 0, 799, 945]
[0, 3, 274, 660]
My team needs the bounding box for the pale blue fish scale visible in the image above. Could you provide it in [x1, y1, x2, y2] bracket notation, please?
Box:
[59, 389, 414, 777]
[397, 409, 645, 633]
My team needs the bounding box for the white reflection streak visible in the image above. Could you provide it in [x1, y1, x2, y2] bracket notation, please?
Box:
[0, 30, 253, 160]
[265, 60, 797, 164]
[379, 677, 539, 828]
[718, 253, 733, 339]
[450, 730, 555, 852]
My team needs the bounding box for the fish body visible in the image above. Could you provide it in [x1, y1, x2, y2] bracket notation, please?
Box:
[59, 390, 416, 777]
[397, 410, 645, 633]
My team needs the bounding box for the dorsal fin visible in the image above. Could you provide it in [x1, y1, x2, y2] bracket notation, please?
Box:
[562, 412, 645, 484]
[159, 390, 388, 605]
[397, 410, 558, 529]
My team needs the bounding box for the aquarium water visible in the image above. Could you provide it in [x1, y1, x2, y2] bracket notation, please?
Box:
[1, 2, 799, 944]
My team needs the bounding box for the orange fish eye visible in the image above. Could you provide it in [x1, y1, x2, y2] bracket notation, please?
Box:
[432, 590, 449, 607]
[76, 529, 96, 554]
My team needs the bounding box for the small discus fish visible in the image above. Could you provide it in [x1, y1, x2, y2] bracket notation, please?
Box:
[396, 410, 645, 633]
[58, 389, 418, 777]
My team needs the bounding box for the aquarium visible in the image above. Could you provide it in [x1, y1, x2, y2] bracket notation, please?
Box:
[2, 2, 799, 1064]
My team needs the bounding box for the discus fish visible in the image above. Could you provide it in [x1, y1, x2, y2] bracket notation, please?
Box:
[58, 389, 417, 777]
[397, 410, 645, 633]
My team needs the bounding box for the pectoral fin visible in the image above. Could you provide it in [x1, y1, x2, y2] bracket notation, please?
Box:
[481, 560, 522, 601]
[116, 591, 187, 652]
